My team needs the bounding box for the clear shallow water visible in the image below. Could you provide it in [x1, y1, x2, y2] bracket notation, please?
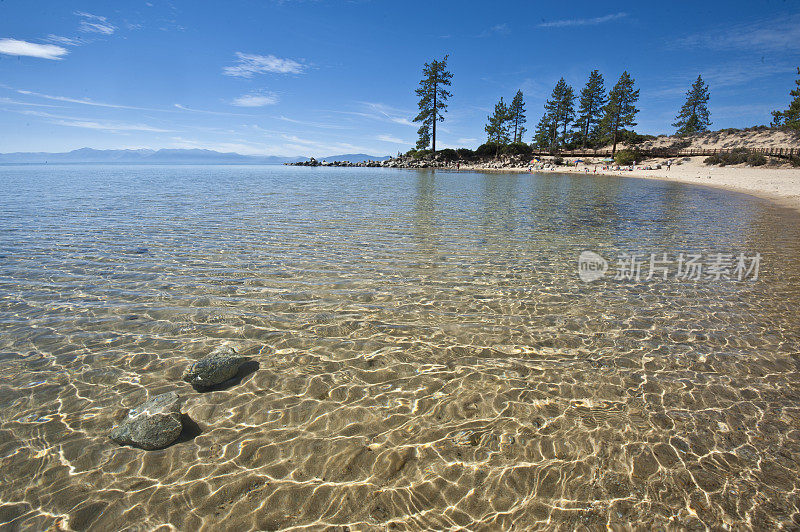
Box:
[0, 164, 799, 530]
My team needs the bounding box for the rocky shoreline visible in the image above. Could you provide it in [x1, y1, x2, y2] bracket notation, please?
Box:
[287, 153, 541, 170]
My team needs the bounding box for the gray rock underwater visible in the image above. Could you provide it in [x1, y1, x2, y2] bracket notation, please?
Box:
[109, 392, 183, 450]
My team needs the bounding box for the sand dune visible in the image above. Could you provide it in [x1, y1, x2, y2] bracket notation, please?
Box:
[625, 127, 800, 151]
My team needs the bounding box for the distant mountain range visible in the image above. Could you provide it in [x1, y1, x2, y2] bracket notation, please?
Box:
[0, 148, 391, 165]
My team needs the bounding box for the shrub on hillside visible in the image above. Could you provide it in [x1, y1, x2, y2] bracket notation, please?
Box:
[704, 148, 749, 166]
[475, 142, 501, 158]
[619, 130, 657, 146]
[457, 148, 475, 159]
[747, 153, 767, 166]
[437, 148, 458, 161]
[503, 142, 533, 157]
[614, 149, 640, 166]
[552, 155, 564, 165]
[412, 149, 432, 160]
[669, 139, 691, 150]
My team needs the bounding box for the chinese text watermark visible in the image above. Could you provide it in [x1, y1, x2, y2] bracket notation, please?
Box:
[578, 251, 761, 283]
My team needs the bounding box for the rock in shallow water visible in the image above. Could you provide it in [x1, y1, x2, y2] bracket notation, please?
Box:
[109, 392, 183, 450]
[182, 346, 246, 390]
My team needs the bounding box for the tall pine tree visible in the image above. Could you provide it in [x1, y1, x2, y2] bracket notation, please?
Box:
[575, 70, 607, 148]
[559, 84, 576, 146]
[600, 71, 640, 155]
[540, 78, 575, 150]
[508, 90, 527, 143]
[533, 114, 554, 149]
[771, 67, 800, 130]
[413, 55, 453, 152]
[485, 97, 511, 156]
[673, 75, 711, 136]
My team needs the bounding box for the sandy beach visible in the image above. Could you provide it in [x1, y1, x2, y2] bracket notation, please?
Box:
[549, 158, 800, 212]
[450, 157, 800, 212]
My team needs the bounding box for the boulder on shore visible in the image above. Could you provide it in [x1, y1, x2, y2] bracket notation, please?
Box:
[109, 391, 183, 450]
[182, 346, 246, 390]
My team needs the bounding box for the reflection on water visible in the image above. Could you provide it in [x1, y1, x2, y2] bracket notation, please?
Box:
[1, 165, 799, 530]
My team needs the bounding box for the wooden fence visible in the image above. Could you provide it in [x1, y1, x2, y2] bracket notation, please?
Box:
[531, 147, 799, 160]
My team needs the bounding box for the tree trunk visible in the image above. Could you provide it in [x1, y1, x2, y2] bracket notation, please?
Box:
[611, 127, 618, 156]
[582, 103, 592, 150]
[432, 77, 437, 154]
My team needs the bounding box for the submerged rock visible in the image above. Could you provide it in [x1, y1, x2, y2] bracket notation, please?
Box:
[182, 346, 246, 390]
[109, 392, 183, 450]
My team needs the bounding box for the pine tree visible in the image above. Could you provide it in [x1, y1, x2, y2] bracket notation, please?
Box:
[559, 84, 576, 146]
[508, 90, 527, 143]
[600, 71, 640, 155]
[541, 78, 575, 150]
[771, 67, 800, 130]
[413, 55, 453, 153]
[415, 125, 431, 151]
[485, 97, 511, 156]
[533, 114, 554, 149]
[673, 75, 711, 136]
[575, 70, 607, 148]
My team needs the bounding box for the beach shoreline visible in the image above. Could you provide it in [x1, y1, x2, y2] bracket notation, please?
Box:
[435, 157, 800, 213]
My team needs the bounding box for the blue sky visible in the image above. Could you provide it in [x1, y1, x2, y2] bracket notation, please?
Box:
[1, 0, 799, 156]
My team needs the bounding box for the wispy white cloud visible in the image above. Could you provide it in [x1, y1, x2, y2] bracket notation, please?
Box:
[232, 92, 279, 107]
[456, 137, 478, 144]
[52, 119, 171, 132]
[0, 39, 68, 60]
[0, 97, 63, 108]
[223, 52, 306, 77]
[12, 88, 263, 116]
[173, 103, 254, 116]
[16, 89, 155, 110]
[168, 137, 289, 156]
[359, 102, 415, 126]
[45, 35, 86, 47]
[648, 61, 795, 100]
[377, 134, 406, 144]
[539, 12, 627, 28]
[14, 109, 172, 133]
[75, 12, 116, 35]
[479, 24, 510, 37]
[673, 14, 800, 52]
[280, 134, 372, 154]
[276, 116, 348, 129]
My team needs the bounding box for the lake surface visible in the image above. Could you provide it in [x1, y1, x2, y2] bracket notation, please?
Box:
[1, 165, 799, 530]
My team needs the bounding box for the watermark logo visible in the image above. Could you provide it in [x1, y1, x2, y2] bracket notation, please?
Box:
[577, 251, 761, 282]
[578, 251, 609, 282]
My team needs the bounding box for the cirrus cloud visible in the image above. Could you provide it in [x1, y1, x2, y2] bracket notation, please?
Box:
[75, 12, 116, 35]
[231, 92, 279, 107]
[223, 52, 306, 77]
[377, 134, 406, 144]
[0, 38, 68, 60]
[539, 12, 628, 28]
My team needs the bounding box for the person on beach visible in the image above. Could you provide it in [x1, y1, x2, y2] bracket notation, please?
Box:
[667, 159, 671, 171]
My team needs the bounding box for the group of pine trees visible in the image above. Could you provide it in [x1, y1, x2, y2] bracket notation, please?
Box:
[532, 71, 715, 153]
[484, 90, 527, 155]
[412, 56, 799, 156]
[533, 71, 643, 154]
